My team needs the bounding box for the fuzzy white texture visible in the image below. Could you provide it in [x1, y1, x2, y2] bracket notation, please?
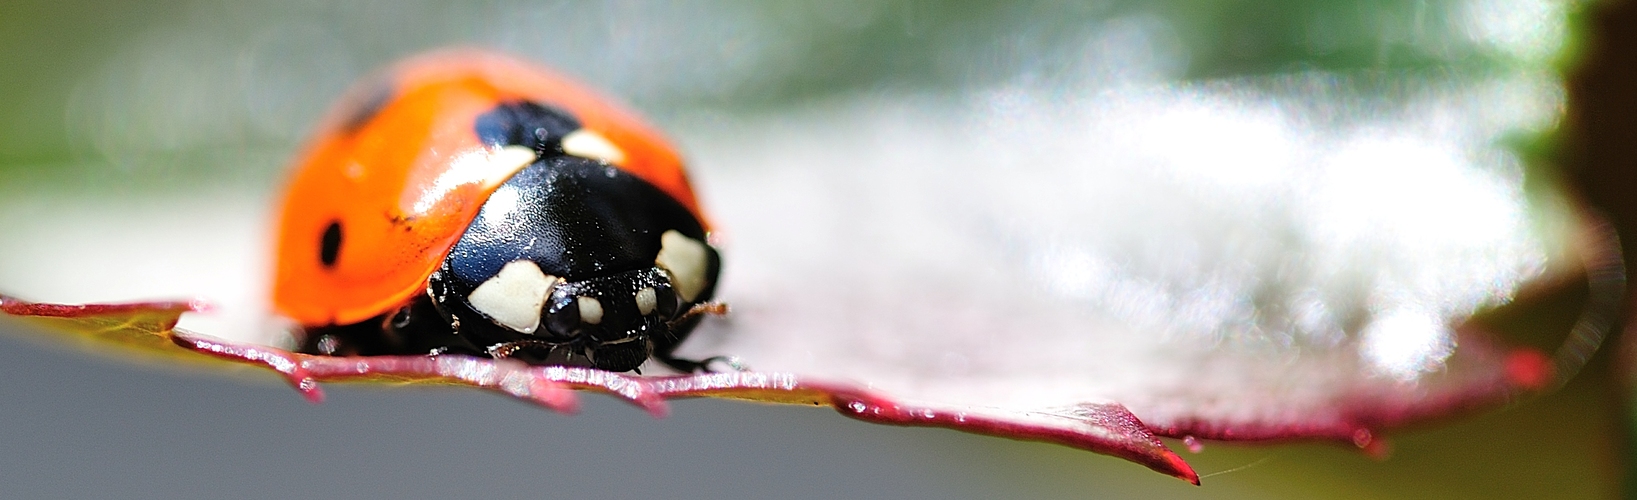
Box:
[673, 74, 1571, 428]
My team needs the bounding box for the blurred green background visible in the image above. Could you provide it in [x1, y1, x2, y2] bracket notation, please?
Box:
[0, 1, 1627, 498]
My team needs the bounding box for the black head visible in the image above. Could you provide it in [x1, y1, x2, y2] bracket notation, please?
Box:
[428, 263, 686, 372]
[542, 268, 681, 371]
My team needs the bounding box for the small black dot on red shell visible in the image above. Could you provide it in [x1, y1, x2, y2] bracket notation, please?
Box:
[320, 221, 343, 267]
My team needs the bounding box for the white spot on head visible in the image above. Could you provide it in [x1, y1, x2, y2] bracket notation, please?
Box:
[467, 260, 558, 333]
[635, 287, 657, 315]
[577, 296, 604, 324]
[656, 230, 710, 302]
[562, 130, 627, 165]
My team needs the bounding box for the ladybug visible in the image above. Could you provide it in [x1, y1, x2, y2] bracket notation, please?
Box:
[272, 50, 722, 373]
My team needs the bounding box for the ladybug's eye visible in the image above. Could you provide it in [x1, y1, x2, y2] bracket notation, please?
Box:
[319, 221, 343, 267]
[544, 295, 581, 338]
[655, 285, 678, 317]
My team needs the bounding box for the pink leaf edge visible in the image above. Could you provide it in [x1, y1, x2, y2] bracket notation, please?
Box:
[0, 294, 1200, 484]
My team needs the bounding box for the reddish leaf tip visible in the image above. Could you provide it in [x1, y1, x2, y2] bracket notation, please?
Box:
[825, 394, 1199, 483]
[1167, 451, 1202, 485]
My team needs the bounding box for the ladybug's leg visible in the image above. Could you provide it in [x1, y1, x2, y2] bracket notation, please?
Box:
[651, 301, 733, 373]
[655, 354, 744, 374]
[299, 314, 406, 357]
[300, 317, 487, 358]
[390, 295, 486, 357]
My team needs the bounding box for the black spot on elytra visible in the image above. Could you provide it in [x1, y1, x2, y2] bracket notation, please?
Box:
[320, 221, 343, 267]
[474, 101, 581, 156]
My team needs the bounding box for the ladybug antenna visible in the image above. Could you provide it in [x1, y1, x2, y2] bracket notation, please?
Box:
[667, 302, 729, 330]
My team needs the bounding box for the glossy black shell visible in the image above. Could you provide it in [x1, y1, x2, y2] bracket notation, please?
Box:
[440, 157, 710, 288]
